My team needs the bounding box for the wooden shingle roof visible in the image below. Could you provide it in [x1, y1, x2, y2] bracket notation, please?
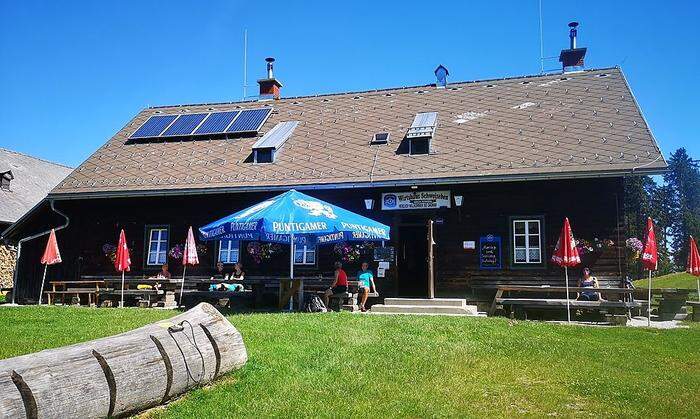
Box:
[50, 67, 666, 197]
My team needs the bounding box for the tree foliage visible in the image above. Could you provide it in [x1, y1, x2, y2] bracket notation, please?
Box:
[663, 148, 700, 267]
[624, 147, 699, 275]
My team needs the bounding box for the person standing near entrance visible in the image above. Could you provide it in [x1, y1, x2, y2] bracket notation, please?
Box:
[323, 261, 348, 307]
[357, 261, 376, 312]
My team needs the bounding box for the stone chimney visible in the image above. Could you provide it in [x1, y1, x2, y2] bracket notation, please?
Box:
[257, 57, 283, 100]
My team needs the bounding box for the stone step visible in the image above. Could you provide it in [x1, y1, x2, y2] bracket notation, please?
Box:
[383, 298, 467, 307]
[370, 304, 479, 316]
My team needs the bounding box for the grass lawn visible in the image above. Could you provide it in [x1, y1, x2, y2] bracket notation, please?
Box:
[633, 271, 699, 290]
[0, 306, 175, 359]
[1, 307, 699, 418]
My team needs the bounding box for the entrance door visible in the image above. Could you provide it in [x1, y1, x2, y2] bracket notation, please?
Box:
[397, 225, 428, 297]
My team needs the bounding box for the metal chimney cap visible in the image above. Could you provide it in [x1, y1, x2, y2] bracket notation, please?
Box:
[568, 21, 579, 28]
[265, 57, 275, 63]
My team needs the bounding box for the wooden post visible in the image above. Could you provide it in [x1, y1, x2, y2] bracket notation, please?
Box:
[427, 219, 435, 299]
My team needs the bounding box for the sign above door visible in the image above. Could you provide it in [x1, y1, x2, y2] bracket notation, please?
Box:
[381, 191, 451, 210]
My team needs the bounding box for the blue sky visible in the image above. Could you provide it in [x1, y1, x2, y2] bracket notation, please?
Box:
[1, 0, 698, 167]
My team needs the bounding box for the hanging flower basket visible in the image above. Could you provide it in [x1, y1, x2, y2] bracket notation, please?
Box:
[102, 243, 117, 263]
[168, 244, 184, 259]
[247, 242, 281, 264]
[575, 238, 615, 256]
[331, 242, 355, 263]
[625, 237, 643, 260]
[168, 243, 209, 260]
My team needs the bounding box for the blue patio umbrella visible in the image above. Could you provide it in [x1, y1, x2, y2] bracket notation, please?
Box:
[199, 189, 390, 306]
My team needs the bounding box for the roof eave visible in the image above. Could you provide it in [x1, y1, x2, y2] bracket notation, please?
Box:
[46, 165, 667, 201]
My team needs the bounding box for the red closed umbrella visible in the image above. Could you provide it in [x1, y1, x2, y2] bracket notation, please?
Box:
[38, 229, 62, 304]
[115, 229, 131, 308]
[641, 217, 657, 325]
[551, 217, 581, 322]
[687, 236, 700, 301]
[179, 226, 200, 306]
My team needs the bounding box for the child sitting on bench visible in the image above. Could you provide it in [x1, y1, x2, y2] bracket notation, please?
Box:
[357, 261, 376, 312]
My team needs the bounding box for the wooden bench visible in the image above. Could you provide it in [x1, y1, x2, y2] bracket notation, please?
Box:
[630, 288, 693, 320]
[327, 281, 379, 312]
[686, 301, 700, 322]
[46, 280, 107, 306]
[488, 285, 638, 318]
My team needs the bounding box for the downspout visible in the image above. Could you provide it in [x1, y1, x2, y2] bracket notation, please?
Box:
[10, 199, 70, 304]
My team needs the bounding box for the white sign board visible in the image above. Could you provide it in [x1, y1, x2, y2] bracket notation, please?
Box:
[381, 191, 451, 210]
[463, 241, 476, 250]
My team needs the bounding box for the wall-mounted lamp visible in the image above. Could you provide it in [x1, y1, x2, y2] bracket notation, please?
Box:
[454, 195, 464, 207]
[364, 199, 375, 210]
[410, 185, 418, 190]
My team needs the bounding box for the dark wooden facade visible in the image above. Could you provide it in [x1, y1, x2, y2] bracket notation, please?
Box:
[8, 177, 625, 302]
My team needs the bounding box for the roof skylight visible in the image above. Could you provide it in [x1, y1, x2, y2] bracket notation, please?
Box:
[370, 132, 390, 145]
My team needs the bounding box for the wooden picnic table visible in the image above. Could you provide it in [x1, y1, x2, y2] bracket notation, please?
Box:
[78, 275, 360, 310]
[488, 285, 638, 316]
[46, 280, 110, 306]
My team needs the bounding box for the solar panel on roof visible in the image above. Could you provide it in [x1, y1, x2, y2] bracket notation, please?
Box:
[226, 108, 272, 133]
[128, 108, 271, 140]
[161, 113, 208, 137]
[130, 115, 178, 138]
[193, 111, 240, 135]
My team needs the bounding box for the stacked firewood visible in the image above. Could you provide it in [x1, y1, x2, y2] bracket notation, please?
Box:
[0, 244, 16, 288]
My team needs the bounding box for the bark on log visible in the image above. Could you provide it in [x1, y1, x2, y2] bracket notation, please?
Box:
[0, 302, 247, 418]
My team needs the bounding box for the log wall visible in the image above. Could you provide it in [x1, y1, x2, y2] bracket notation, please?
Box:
[6, 177, 625, 301]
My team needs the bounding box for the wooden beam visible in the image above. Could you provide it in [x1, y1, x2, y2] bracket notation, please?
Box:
[427, 219, 435, 299]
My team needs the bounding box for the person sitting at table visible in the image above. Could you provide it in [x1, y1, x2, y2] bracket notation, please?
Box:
[210, 261, 227, 291]
[231, 262, 245, 281]
[153, 263, 171, 279]
[211, 261, 227, 280]
[212, 262, 245, 292]
[222, 263, 245, 292]
[323, 261, 348, 307]
[577, 267, 604, 301]
[357, 261, 376, 312]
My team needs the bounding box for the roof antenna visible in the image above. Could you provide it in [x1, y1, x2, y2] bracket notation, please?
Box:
[538, 0, 544, 74]
[243, 29, 248, 100]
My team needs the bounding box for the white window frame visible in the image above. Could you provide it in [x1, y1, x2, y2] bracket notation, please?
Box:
[218, 240, 240, 264]
[293, 244, 316, 266]
[512, 219, 542, 264]
[146, 227, 169, 266]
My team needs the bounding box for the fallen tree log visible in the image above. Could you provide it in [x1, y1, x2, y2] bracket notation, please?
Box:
[0, 302, 247, 418]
